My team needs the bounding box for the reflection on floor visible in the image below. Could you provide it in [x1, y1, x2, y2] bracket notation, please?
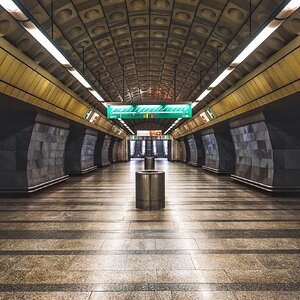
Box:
[0, 159, 299, 299]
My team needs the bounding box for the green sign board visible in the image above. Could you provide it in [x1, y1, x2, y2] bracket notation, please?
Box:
[206, 108, 216, 119]
[107, 104, 192, 119]
[84, 108, 93, 120]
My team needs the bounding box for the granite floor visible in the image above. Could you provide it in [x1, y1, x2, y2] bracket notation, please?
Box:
[0, 159, 299, 299]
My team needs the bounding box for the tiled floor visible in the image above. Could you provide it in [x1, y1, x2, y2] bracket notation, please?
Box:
[0, 159, 299, 299]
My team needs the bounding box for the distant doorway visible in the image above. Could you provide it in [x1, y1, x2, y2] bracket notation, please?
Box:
[130, 140, 168, 158]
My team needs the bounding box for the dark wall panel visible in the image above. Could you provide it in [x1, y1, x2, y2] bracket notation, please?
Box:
[94, 132, 106, 167]
[101, 135, 112, 166]
[179, 140, 187, 162]
[202, 132, 219, 170]
[112, 140, 120, 163]
[201, 127, 235, 173]
[187, 133, 204, 166]
[65, 127, 97, 174]
[27, 122, 69, 187]
[0, 111, 36, 189]
[80, 130, 98, 171]
[108, 137, 115, 163]
[0, 111, 69, 192]
[230, 121, 273, 185]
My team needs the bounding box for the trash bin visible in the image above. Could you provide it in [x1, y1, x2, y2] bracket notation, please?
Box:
[136, 170, 165, 210]
[144, 156, 155, 170]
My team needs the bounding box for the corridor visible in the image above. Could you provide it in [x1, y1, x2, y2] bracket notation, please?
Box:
[0, 160, 299, 299]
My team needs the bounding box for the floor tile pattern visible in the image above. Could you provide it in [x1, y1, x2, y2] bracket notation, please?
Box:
[0, 159, 299, 299]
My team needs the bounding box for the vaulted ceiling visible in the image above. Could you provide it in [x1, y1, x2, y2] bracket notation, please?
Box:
[1, 0, 299, 132]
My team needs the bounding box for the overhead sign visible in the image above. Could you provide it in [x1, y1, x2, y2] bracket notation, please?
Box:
[206, 108, 216, 119]
[84, 108, 93, 120]
[90, 112, 100, 124]
[137, 130, 162, 137]
[107, 104, 192, 119]
[200, 112, 210, 123]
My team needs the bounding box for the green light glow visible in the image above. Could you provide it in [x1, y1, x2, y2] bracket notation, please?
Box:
[107, 104, 192, 119]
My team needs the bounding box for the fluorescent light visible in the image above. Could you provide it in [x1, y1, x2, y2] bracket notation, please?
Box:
[0, 0, 27, 21]
[67, 69, 91, 88]
[277, 0, 300, 18]
[190, 0, 300, 108]
[231, 22, 281, 66]
[0, 0, 109, 109]
[209, 67, 234, 88]
[196, 89, 211, 102]
[89, 89, 104, 101]
[23, 23, 70, 66]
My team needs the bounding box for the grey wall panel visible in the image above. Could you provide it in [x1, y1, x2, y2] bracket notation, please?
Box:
[202, 133, 219, 170]
[183, 138, 190, 163]
[65, 127, 97, 174]
[94, 132, 106, 167]
[187, 133, 204, 166]
[266, 119, 300, 187]
[201, 127, 235, 173]
[80, 130, 98, 171]
[215, 128, 236, 172]
[179, 140, 187, 162]
[27, 122, 69, 187]
[108, 138, 116, 163]
[64, 127, 85, 174]
[101, 135, 112, 166]
[0, 111, 69, 192]
[0, 111, 36, 189]
[113, 140, 120, 163]
[230, 120, 274, 186]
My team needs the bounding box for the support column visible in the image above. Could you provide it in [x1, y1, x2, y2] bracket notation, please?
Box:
[65, 126, 97, 175]
[108, 137, 116, 163]
[0, 112, 69, 193]
[187, 132, 204, 167]
[230, 110, 300, 191]
[201, 126, 235, 174]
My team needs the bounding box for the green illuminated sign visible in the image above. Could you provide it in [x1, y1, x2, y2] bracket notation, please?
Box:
[206, 108, 216, 119]
[107, 104, 192, 119]
[84, 108, 93, 120]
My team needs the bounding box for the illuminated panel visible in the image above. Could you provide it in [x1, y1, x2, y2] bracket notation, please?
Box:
[89, 112, 100, 124]
[107, 104, 192, 119]
[206, 108, 216, 119]
[137, 130, 162, 137]
[84, 108, 93, 120]
[200, 112, 210, 123]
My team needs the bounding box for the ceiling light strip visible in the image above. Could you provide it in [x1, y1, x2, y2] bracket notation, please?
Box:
[192, 0, 300, 109]
[0, 0, 107, 107]
[118, 118, 134, 135]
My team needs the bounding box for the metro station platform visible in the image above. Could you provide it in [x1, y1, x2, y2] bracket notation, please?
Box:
[0, 159, 299, 299]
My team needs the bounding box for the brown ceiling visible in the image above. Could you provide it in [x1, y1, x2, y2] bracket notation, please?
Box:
[1, 0, 299, 132]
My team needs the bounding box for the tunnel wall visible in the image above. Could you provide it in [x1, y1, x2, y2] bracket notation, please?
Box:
[27, 118, 69, 187]
[0, 112, 69, 192]
[64, 127, 97, 175]
[187, 133, 204, 167]
[112, 139, 121, 163]
[117, 139, 129, 162]
[94, 132, 106, 167]
[230, 111, 300, 191]
[108, 137, 116, 163]
[168, 138, 182, 161]
[201, 127, 235, 174]
[101, 135, 112, 167]
[179, 140, 187, 163]
[230, 118, 273, 186]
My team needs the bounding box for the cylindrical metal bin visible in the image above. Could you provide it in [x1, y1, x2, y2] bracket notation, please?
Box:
[136, 170, 165, 210]
[144, 156, 155, 170]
